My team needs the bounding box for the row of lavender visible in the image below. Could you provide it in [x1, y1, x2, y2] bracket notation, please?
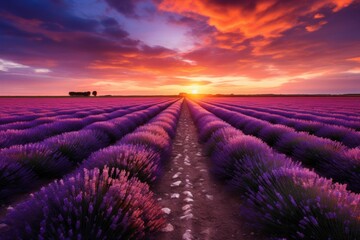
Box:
[0, 100, 175, 205]
[0, 100, 172, 149]
[0, 97, 166, 122]
[0, 99, 183, 239]
[209, 97, 360, 119]
[196, 100, 360, 192]
[187, 99, 360, 239]
[0, 98, 171, 126]
[223, 101, 360, 126]
[205, 100, 360, 133]
[0, 103, 127, 125]
[0, 103, 131, 131]
[0, 103, 121, 125]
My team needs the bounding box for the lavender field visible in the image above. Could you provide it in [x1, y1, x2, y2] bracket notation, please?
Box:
[0, 96, 359, 240]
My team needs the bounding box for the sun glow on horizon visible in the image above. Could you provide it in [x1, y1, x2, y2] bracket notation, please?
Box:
[191, 89, 199, 94]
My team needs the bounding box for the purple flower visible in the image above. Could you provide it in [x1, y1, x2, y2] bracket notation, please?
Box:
[211, 136, 272, 181]
[44, 130, 109, 164]
[205, 127, 242, 155]
[198, 120, 230, 143]
[85, 121, 124, 142]
[120, 132, 172, 162]
[136, 125, 170, 139]
[2, 167, 166, 239]
[82, 144, 161, 183]
[258, 124, 292, 147]
[187, 99, 360, 239]
[0, 161, 38, 205]
[241, 166, 360, 239]
[149, 121, 176, 138]
[1, 142, 72, 178]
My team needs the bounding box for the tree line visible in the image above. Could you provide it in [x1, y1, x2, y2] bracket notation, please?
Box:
[69, 91, 97, 97]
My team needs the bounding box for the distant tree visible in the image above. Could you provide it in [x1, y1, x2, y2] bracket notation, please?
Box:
[69, 91, 91, 97]
[92, 91, 97, 97]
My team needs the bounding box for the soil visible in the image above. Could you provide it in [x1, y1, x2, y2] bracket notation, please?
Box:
[154, 103, 263, 240]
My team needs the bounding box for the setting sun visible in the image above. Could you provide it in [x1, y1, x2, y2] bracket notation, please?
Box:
[191, 89, 198, 94]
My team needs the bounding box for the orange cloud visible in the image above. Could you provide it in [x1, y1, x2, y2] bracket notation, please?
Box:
[314, 13, 325, 19]
[347, 56, 360, 63]
[332, 0, 353, 11]
[158, 0, 354, 38]
[305, 20, 328, 32]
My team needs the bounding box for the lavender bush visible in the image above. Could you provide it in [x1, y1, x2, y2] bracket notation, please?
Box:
[211, 136, 273, 181]
[149, 121, 176, 138]
[198, 101, 360, 191]
[44, 130, 110, 164]
[205, 101, 360, 148]
[229, 153, 299, 194]
[0, 101, 174, 149]
[1, 143, 71, 178]
[136, 125, 170, 139]
[0, 161, 38, 205]
[0, 100, 177, 208]
[1, 167, 166, 239]
[0, 118, 84, 149]
[241, 166, 360, 239]
[198, 119, 229, 143]
[82, 144, 161, 183]
[258, 124, 292, 147]
[85, 122, 125, 142]
[211, 101, 360, 131]
[121, 132, 172, 162]
[205, 126, 242, 155]
[187, 99, 360, 239]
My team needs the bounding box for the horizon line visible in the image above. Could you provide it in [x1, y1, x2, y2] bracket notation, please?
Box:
[0, 93, 360, 98]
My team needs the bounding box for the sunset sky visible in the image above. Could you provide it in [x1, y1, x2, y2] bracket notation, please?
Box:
[0, 0, 359, 95]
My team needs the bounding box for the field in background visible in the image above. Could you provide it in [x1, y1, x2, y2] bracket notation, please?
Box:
[0, 96, 359, 239]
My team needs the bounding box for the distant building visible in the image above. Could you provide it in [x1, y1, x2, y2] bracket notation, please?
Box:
[179, 92, 188, 97]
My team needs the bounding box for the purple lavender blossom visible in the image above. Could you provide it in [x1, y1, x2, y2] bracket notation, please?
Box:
[136, 125, 170, 139]
[0, 161, 38, 205]
[211, 136, 272, 181]
[1, 143, 71, 178]
[149, 121, 176, 138]
[187, 99, 360, 239]
[120, 132, 172, 162]
[198, 120, 229, 143]
[44, 130, 110, 164]
[85, 122, 125, 142]
[1, 167, 166, 239]
[241, 166, 360, 239]
[205, 127, 242, 155]
[82, 144, 162, 183]
[258, 124, 292, 147]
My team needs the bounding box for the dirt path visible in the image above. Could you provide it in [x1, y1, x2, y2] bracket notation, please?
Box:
[154, 103, 261, 240]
